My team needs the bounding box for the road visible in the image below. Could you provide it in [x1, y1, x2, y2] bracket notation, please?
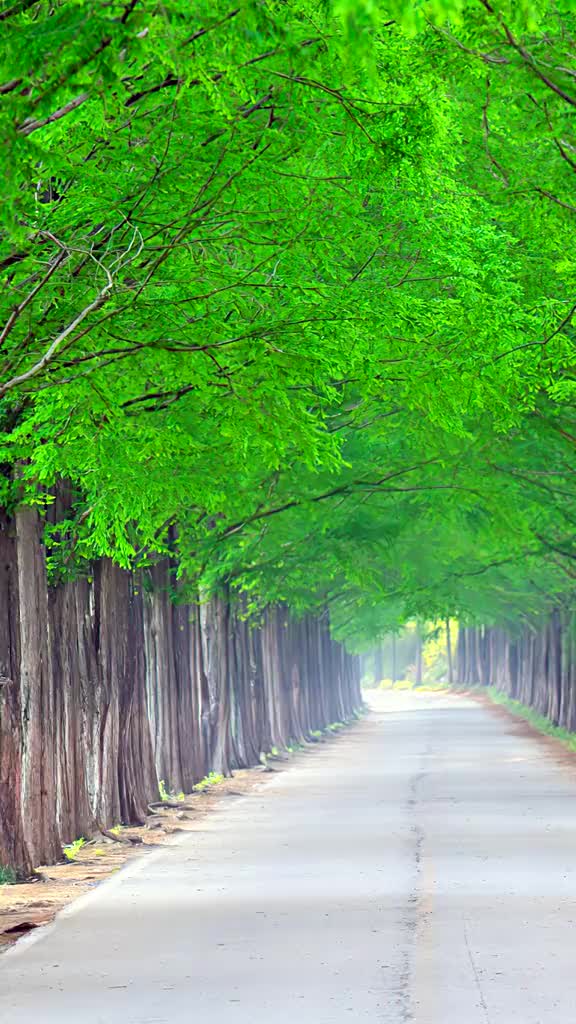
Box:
[2, 690, 576, 1023]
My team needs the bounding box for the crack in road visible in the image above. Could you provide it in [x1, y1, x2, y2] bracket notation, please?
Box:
[463, 920, 493, 1024]
[393, 747, 430, 1024]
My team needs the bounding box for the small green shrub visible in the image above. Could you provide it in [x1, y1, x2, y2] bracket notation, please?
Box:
[378, 677, 413, 690]
[159, 780, 185, 802]
[288, 740, 305, 751]
[0, 865, 17, 885]
[194, 771, 225, 793]
[63, 837, 86, 861]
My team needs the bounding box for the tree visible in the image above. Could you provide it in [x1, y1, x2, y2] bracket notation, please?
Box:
[0, 0, 575, 649]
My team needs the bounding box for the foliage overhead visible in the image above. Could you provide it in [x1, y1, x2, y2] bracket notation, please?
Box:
[1, 0, 576, 646]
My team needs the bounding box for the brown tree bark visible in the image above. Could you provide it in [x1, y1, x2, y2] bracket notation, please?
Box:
[446, 619, 454, 686]
[15, 505, 61, 865]
[0, 515, 32, 877]
[414, 625, 423, 688]
[1, 504, 365, 872]
[200, 592, 233, 776]
[49, 579, 95, 844]
[143, 562, 182, 791]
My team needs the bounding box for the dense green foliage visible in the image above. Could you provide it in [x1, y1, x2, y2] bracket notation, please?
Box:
[1, 0, 576, 645]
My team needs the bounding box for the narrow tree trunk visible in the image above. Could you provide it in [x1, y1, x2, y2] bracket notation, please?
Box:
[446, 618, 454, 686]
[414, 626, 423, 688]
[373, 644, 384, 685]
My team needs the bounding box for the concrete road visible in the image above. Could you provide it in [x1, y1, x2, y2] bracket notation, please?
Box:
[2, 690, 576, 1023]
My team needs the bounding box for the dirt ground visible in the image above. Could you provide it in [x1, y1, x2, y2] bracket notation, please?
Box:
[0, 761, 286, 952]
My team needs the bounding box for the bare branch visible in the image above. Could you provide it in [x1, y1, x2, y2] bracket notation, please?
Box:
[19, 92, 90, 136]
[181, 8, 241, 46]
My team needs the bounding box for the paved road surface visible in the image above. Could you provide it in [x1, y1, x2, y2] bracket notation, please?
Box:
[2, 690, 576, 1022]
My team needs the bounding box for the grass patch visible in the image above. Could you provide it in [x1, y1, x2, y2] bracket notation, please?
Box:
[486, 687, 576, 752]
[0, 865, 17, 885]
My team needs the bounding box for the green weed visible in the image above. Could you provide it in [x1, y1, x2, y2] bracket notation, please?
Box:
[159, 779, 185, 802]
[286, 741, 305, 753]
[194, 771, 225, 792]
[63, 837, 86, 861]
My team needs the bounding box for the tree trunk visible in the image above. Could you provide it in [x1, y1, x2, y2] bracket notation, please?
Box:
[446, 618, 454, 686]
[0, 515, 32, 878]
[16, 506, 61, 866]
[373, 644, 384, 685]
[414, 627, 423, 688]
[200, 592, 233, 776]
[0, 507, 364, 871]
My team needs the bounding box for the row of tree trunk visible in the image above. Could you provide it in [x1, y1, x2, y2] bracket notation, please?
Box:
[0, 510, 362, 878]
[457, 612, 576, 729]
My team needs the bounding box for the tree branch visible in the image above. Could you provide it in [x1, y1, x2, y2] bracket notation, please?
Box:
[0, 279, 114, 399]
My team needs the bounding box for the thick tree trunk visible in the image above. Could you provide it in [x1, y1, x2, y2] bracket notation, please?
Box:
[0, 515, 32, 877]
[49, 579, 95, 844]
[97, 561, 158, 826]
[201, 592, 233, 776]
[173, 599, 207, 790]
[16, 506, 61, 866]
[144, 563, 182, 791]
